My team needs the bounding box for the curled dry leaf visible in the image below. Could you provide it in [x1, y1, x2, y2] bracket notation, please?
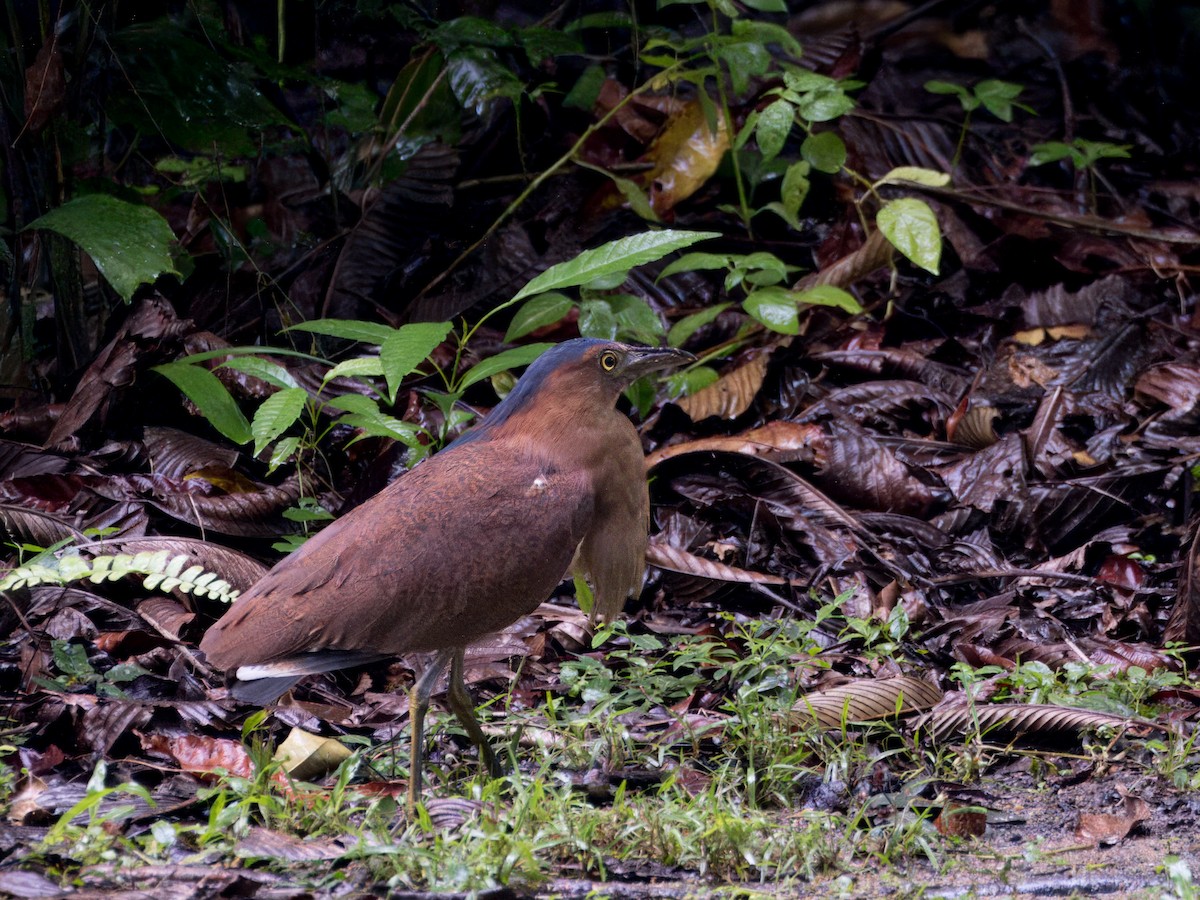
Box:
[922, 698, 1163, 742]
[273, 727, 352, 781]
[645, 420, 823, 469]
[1075, 788, 1150, 847]
[794, 228, 893, 292]
[141, 732, 291, 790]
[947, 403, 1000, 449]
[137, 596, 195, 641]
[646, 535, 788, 585]
[788, 676, 943, 730]
[237, 827, 352, 862]
[676, 353, 769, 421]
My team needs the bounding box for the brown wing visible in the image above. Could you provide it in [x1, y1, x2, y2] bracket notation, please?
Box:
[200, 438, 594, 671]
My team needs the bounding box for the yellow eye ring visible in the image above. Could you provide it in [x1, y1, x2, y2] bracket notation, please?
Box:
[599, 350, 619, 372]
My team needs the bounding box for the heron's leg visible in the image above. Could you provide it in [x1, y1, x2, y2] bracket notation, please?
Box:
[407, 648, 453, 814]
[446, 647, 504, 778]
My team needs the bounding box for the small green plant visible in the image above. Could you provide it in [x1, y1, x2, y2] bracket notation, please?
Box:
[924, 78, 1033, 166]
[35, 640, 149, 698]
[1028, 137, 1132, 211]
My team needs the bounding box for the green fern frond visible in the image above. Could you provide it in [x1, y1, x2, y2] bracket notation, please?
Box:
[0, 550, 240, 602]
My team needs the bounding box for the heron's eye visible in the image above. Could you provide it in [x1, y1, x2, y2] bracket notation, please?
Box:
[599, 350, 619, 372]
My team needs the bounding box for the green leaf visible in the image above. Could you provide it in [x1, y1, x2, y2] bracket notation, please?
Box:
[923, 79, 975, 111]
[564, 64, 606, 111]
[714, 39, 771, 96]
[783, 70, 838, 94]
[795, 84, 855, 123]
[251, 388, 308, 457]
[741, 0, 788, 11]
[380, 321, 452, 402]
[667, 365, 720, 398]
[458, 343, 554, 391]
[323, 357, 385, 384]
[578, 299, 618, 340]
[1028, 141, 1075, 167]
[325, 393, 382, 415]
[780, 160, 811, 221]
[334, 412, 424, 447]
[267, 436, 301, 474]
[974, 79, 1025, 122]
[284, 319, 397, 346]
[801, 131, 846, 174]
[875, 166, 951, 188]
[668, 303, 731, 347]
[731, 21, 803, 58]
[505, 293, 575, 341]
[153, 362, 252, 444]
[658, 252, 734, 280]
[27, 196, 181, 302]
[755, 98, 794, 162]
[52, 640, 95, 680]
[608, 294, 665, 344]
[794, 284, 862, 314]
[220, 357, 299, 390]
[877, 198, 941, 275]
[743, 287, 800, 334]
[512, 230, 719, 302]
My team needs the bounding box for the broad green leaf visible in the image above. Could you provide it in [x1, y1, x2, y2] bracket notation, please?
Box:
[801, 131, 846, 174]
[875, 166, 951, 188]
[512, 230, 719, 302]
[220, 356, 299, 390]
[325, 393, 381, 415]
[334, 411, 424, 447]
[323, 357, 385, 384]
[284, 319, 397, 346]
[668, 303, 731, 347]
[505, 292, 575, 341]
[755, 98, 794, 162]
[447, 46, 524, 117]
[658, 252, 734, 280]
[53, 640, 95, 680]
[251, 387, 308, 457]
[783, 70, 838, 93]
[27, 195, 180, 302]
[153, 362, 252, 444]
[1028, 141, 1075, 167]
[974, 79, 1026, 122]
[795, 285, 862, 314]
[780, 160, 811, 220]
[267, 436, 301, 474]
[743, 287, 800, 335]
[795, 84, 855, 123]
[579, 300, 618, 340]
[609, 294, 665, 344]
[563, 64, 606, 111]
[877, 198, 941, 275]
[667, 365, 720, 398]
[714, 40, 771, 96]
[380, 321, 452, 401]
[923, 79, 975, 110]
[458, 343, 553, 390]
